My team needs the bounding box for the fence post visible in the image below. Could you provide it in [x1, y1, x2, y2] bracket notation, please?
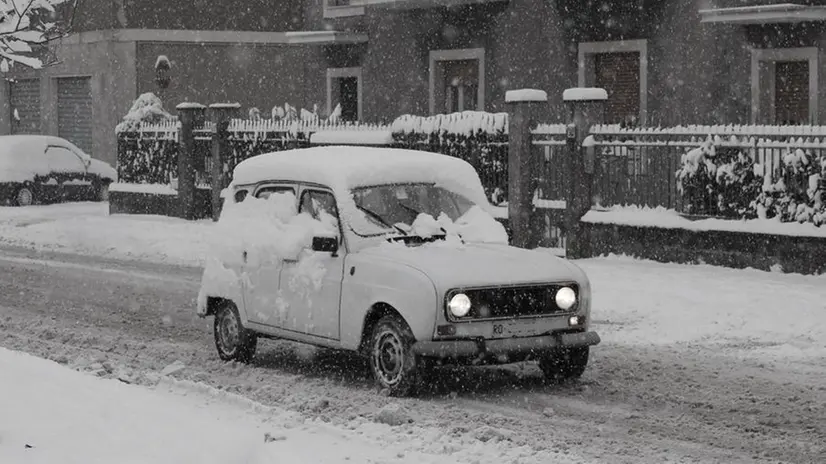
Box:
[175, 102, 206, 220]
[506, 89, 547, 249]
[563, 88, 606, 259]
[208, 103, 241, 221]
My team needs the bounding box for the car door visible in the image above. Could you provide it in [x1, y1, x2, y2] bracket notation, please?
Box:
[44, 145, 90, 201]
[242, 183, 298, 331]
[278, 186, 346, 341]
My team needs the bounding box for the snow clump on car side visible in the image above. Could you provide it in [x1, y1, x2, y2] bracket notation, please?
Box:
[196, 191, 337, 316]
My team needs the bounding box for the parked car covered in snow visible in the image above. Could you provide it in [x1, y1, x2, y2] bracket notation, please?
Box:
[197, 146, 600, 396]
[0, 135, 117, 206]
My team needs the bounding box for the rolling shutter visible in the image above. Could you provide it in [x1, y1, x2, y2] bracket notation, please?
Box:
[595, 52, 641, 125]
[57, 77, 94, 155]
[9, 79, 41, 134]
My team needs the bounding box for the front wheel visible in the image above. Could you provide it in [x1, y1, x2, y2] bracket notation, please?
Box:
[15, 187, 34, 206]
[369, 315, 420, 397]
[213, 302, 257, 363]
[539, 346, 589, 382]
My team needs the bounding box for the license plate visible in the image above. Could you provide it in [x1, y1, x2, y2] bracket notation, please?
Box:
[491, 319, 541, 338]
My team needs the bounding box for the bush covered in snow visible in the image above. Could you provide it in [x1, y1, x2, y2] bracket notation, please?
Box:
[676, 140, 763, 219]
[116, 93, 174, 133]
[677, 138, 825, 226]
[752, 148, 825, 226]
[391, 112, 509, 205]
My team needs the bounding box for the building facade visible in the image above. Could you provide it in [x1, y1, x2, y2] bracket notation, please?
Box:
[2, 0, 826, 166]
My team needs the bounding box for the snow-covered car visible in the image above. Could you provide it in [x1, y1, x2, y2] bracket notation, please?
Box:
[197, 146, 600, 396]
[0, 135, 117, 206]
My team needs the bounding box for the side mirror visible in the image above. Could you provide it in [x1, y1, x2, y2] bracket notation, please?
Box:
[311, 236, 339, 254]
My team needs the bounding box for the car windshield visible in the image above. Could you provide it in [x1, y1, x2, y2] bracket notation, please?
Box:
[350, 183, 476, 236]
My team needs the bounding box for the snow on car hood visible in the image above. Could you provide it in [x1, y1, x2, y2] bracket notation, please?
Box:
[362, 241, 581, 291]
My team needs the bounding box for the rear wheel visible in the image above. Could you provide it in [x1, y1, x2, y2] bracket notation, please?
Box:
[539, 346, 589, 382]
[213, 301, 257, 363]
[369, 315, 420, 397]
[15, 187, 33, 206]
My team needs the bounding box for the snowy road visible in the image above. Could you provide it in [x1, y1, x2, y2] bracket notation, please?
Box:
[0, 245, 824, 464]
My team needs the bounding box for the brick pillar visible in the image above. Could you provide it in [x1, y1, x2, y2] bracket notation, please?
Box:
[175, 102, 206, 220]
[563, 88, 606, 259]
[506, 89, 547, 249]
[208, 103, 240, 221]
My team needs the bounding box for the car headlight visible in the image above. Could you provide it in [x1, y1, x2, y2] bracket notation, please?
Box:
[448, 293, 471, 318]
[555, 286, 577, 310]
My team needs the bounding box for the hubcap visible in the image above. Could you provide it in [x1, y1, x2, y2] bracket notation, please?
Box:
[217, 311, 240, 354]
[372, 329, 404, 386]
[17, 188, 32, 206]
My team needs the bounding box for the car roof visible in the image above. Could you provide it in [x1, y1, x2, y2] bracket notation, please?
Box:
[0, 135, 84, 157]
[230, 145, 489, 206]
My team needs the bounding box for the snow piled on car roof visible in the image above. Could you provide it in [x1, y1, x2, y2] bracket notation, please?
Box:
[229, 146, 490, 209]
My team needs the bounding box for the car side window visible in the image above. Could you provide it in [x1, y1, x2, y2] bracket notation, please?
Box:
[299, 190, 339, 234]
[255, 185, 295, 199]
[45, 146, 86, 173]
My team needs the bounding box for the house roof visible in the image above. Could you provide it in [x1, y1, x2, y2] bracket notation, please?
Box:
[699, 3, 826, 24]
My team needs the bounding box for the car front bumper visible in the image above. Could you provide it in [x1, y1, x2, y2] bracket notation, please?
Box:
[412, 330, 601, 359]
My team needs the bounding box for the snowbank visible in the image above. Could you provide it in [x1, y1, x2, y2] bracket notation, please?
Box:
[583, 205, 826, 238]
[110, 182, 177, 195]
[0, 347, 587, 464]
[580, 255, 826, 362]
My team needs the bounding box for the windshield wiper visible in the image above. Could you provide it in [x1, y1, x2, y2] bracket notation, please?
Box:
[356, 204, 408, 236]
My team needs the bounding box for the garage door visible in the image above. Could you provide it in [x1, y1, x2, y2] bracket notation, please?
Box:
[57, 76, 94, 155]
[9, 79, 41, 134]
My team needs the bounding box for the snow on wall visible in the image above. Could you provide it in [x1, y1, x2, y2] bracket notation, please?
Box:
[391, 111, 509, 136]
[110, 183, 177, 195]
[583, 205, 826, 238]
[310, 130, 394, 145]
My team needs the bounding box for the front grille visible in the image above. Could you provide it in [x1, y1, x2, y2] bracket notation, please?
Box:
[447, 284, 578, 321]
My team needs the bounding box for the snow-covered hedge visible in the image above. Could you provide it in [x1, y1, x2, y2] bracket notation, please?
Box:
[753, 148, 825, 226]
[677, 140, 763, 219]
[677, 138, 825, 226]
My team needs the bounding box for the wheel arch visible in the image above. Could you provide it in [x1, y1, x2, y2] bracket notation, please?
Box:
[358, 302, 410, 355]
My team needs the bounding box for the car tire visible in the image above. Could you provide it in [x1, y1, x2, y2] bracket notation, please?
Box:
[369, 315, 420, 397]
[213, 301, 258, 364]
[539, 346, 589, 381]
[15, 187, 34, 207]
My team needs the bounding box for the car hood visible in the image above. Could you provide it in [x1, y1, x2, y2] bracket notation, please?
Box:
[360, 241, 583, 291]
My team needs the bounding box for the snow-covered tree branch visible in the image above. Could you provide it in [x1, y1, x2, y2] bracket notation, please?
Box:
[0, 0, 77, 71]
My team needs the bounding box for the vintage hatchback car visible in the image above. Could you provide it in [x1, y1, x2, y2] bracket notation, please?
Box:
[0, 135, 117, 206]
[197, 146, 600, 396]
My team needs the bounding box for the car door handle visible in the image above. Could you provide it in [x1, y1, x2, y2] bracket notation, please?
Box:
[242, 251, 247, 263]
[283, 258, 298, 263]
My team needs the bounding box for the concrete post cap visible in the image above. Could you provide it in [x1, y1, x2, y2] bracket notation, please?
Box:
[563, 88, 608, 102]
[175, 102, 206, 110]
[505, 89, 548, 103]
